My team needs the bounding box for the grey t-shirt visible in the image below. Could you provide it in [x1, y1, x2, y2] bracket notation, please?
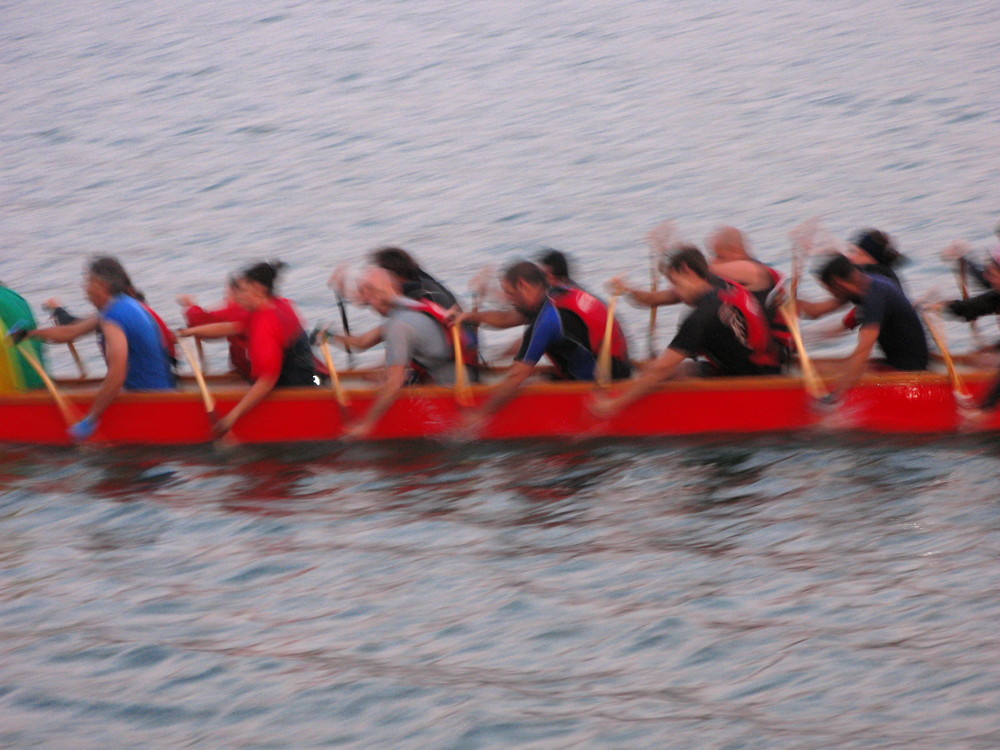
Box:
[383, 302, 456, 384]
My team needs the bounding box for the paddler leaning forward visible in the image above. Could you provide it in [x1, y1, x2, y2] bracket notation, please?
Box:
[591, 246, 782, 421]
[178, 261, 315, 438]
[797, 253, 929, 406]
[20, 256, 175, 440]
[333, 266, 473, 440]
[456, 260, 631, 434]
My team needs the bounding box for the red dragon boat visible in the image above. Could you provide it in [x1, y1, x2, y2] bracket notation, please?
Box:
[1, 367, 997, 446]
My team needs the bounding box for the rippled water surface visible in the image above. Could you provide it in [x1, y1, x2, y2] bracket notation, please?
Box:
[3, 0, 1000, 747]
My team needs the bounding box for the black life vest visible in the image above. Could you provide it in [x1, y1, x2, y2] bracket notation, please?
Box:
[273, 304, 316, 387]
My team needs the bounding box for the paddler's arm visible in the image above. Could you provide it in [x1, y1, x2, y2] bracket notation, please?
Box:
[335, 325, 383, 352]
[608, 277, 679, 308]
[178, 322, 242, 339]
[343, 364, 407, 439]
[29, 315, 100, 343]
[215, 373, 279, 437]
[796, 297, 847, 319]
[827, 325, 880, 402]
[458, 310, 527, 329]
[590, 348, 686, 420]
[465, 361, 535, 424]
[68, 320, 128, 441]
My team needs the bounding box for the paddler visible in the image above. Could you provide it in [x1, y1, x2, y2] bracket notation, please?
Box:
[0, 281, 46, 391]
[328, 247, 478, 375]
[18, 257, 175, 440]
[179, 261, 315, 438]
[456, 260, 631, 433]
[612, 224, 781, 304]
[798, 253, 929, 406]
[591, 246, 781, 420]
[937, 247, 1000, 418]
[335, 267, 472, 439]
[176, 276, 251, 380]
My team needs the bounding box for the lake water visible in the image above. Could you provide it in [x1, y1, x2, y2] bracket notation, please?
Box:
[2, 1, 1000, 747]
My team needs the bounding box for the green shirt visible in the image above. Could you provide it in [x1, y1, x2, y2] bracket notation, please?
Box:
[0, 286, 45, 389]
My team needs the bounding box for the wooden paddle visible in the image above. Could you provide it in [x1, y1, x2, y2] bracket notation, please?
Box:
[177, 336, 216, 422]
[921, 308, 973, 407]
[451, 325, 472, 406]
[780, 296, 828, 400]
[597, 293, 620, 387]
[647, 248, 659, 359]
[66, 342, 87, 378]
[13, 339, 79, 427]
[954, 255, 985, 349]
[785, 218, 828, 400]
[319, 331, 350, 407]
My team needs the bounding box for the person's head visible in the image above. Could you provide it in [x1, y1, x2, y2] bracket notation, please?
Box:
[501, 261, 549, 316]
[707, 226, 749, 262]
[817, 253, 865, 302]
[356, 266, 402, 316]
[84, 256, 134, 308]
[371, 247, 421, 283]
[852, 228, 902, 268]
[225, 273, 240, 303]
[235, 261, 286, 310]
[538, 249, 571, 287]
[663, 245, 713, 304]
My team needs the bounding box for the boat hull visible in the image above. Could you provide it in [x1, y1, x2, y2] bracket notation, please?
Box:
[2, 370, 997, 446]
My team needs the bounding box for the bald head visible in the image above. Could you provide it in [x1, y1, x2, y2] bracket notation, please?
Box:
[357, 266, 402, 315]
[708, 226, 750, 262]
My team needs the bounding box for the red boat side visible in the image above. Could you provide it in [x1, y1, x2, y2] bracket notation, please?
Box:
[2, 370, 997, 445]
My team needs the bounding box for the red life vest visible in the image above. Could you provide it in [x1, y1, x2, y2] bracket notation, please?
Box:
[141, 302, 177, 361]
[409, 299, 479, 370]
[717, 281, 782, 368]
[549, 287, 628, 360]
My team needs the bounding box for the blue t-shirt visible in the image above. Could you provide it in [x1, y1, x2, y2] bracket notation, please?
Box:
[515, 298, 597, 380]
[855, 275, 929, 371]
[101, 295, 175, 390]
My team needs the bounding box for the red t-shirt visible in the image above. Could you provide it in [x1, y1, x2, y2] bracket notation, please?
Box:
[185, 301, 252, 378]
[245, 298, 305, 381]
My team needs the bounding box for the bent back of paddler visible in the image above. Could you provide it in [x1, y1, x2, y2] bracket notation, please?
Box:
[337, 267, 471, 439]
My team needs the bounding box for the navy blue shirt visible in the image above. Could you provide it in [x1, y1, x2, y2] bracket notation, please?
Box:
[515, 298, 596, 380]
[102, 295, 175, 390]
[855, 275, 928, 371]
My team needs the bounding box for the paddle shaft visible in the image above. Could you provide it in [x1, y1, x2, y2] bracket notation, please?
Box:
[15, 340, 79, 426]
[337, 294, 355, 368]
[450, 325, 472, 406]
[921, 310, 972, 402]
[597, 294, 620, 386]
[647, 249, 659, 359]
[66, 342, 87, 378]
[178, 337, 216, 416]
[320, 333, 349, 407]
[780, 298, 827, 400]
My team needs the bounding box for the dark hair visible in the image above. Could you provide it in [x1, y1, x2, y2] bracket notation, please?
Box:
[88, 256, 137, 298]
[817, 254, 857, 286]
[242, 261, 287, 295]
[853, 229, 902, 268]
[663, 245, 710, 279]
[371, 247, 421, 282]
[503, 261, 547, 287]
[538, 249, 570, 280]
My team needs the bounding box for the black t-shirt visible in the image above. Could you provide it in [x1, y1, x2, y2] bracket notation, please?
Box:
[669, 281, 777, 376]
[855, 274, 928, 370]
